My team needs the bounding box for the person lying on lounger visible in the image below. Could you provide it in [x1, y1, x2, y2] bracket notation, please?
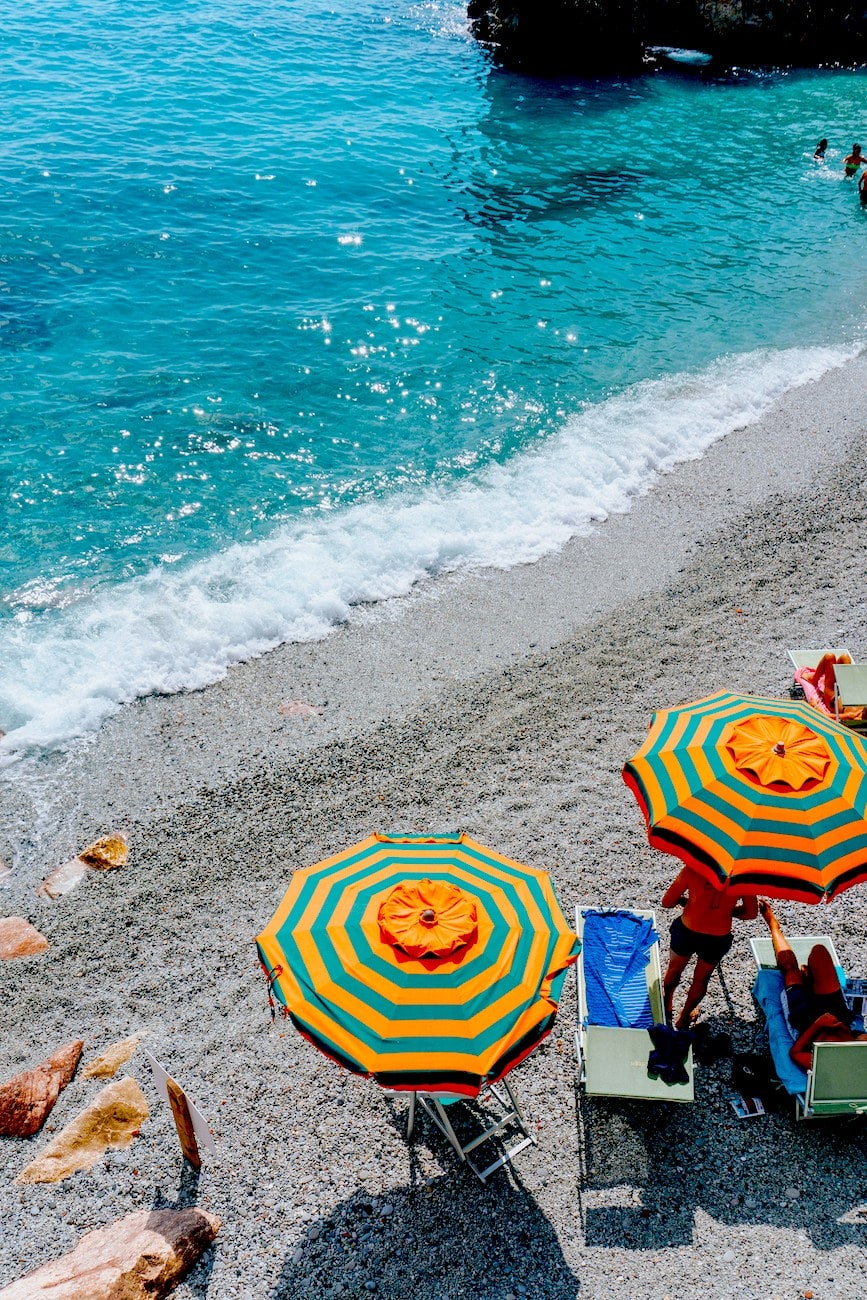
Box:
[661, 865, 758, 1030]
[758, 899, 867, 1070]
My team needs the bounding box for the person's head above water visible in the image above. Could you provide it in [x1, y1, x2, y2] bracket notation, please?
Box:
[854, 144, 862, 155]
[817, 138, 828, 150]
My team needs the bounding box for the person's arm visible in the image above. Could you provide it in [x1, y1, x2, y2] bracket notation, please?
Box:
[733, 895, 759, 921]
[661, 869, 688, 910]
[789, 1012, 850, 1072]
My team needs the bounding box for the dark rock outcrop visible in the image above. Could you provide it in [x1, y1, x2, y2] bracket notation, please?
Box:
[469, 0, 867, 74]
[468, 0, 646, 76]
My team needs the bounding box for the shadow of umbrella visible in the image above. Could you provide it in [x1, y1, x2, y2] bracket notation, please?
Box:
[270, 1177, 580, 1300]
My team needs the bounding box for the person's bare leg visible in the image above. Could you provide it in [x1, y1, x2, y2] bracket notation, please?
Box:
[758, 898, 794, 961]
[675, 957, 717, 1030]
[663, 952, 690, 1024]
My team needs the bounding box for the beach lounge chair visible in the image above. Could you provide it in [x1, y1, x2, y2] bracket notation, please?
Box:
[787, 648, 867, 727]
[750, 937, 867, 1120]
[403, 1079, 534, 1182]
[787, 647, 852, 672]
[575, 907, 694, 1103]
[833, 663, 867, 730]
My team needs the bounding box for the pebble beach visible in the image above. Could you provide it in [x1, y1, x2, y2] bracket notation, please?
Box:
[2, 357, 867, 1298]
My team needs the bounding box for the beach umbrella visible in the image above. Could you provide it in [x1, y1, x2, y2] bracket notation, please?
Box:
[623, 691, 867, 903]
[255, 832, 578, 1096]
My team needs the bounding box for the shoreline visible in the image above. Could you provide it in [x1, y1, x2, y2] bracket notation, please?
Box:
[2, 355, 867, 1297]
[2, 349, 867, 877]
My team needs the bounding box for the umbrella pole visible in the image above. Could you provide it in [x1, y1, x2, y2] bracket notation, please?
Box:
[417, 1095, 467, 1163]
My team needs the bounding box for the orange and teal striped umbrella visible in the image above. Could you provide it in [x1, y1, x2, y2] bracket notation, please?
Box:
[623, 692, 867, 903]
[256, 832, 578, 1096]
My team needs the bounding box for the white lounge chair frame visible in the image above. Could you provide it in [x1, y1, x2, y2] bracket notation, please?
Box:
[787, 647, 851, 672]
[575, 906, 694, 1103]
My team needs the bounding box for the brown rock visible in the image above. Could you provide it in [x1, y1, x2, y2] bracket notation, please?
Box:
[82, 1035, 140, 1080]
[0, 1041, 83, 1138]
[16, 1076, 148, 1184]
[0, 1207, 220, 1299]
[0, 917, 49, 960]
[78, 833, 129, 871]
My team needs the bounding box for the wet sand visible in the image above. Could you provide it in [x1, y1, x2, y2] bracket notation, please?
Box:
[1, 356, 867, 1299]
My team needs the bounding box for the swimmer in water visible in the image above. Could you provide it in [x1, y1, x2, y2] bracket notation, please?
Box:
[814, 138, 828, 159]
[844, 143, 864, 176]
[859, 171, 867, 205]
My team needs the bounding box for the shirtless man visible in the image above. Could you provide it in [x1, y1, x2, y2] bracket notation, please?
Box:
[844, 143, 864, 177]
[661, 864, 758, 1029]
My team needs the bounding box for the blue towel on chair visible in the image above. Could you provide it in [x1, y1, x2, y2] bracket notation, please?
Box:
[582, 909, 655, 1028]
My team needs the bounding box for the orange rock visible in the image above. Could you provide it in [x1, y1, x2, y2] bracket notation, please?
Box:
[0, 917, 49, 960]
[82, 1035, 140, 1080]
[0, 1208, 220, 1299]
[78, 833, 129, 871]
[16, 1076, 148, 1184]
[0, 1041, 83, 1138]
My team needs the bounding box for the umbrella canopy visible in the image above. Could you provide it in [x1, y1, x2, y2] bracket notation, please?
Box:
[623, 692, 867, 903]
[255, 832, 578, 1096]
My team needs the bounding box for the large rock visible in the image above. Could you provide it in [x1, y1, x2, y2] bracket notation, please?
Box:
[82, 1036, 140, 1080]
[0, 918, 49, 960]
[0, 1208, 220, 1299]
[0, 1041, 83, 1138]
[16, 1076, 148, 1184]
[469, 0, 645, 75]
[469, 0, 867, 73]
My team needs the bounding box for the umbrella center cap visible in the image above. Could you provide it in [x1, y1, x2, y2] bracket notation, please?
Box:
[378, 878, 478, 960]
[726, 715, 831, 791]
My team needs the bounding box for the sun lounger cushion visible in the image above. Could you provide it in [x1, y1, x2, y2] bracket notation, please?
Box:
[753, 970, 808, 1095]
[581, 909, 655, 1029]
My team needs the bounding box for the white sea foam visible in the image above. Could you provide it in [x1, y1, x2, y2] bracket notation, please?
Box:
[0, 343, 853, 764]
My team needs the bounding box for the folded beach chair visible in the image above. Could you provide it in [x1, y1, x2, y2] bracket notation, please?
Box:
[750, 937, 867, 1120]
[575, 907, 694, 1103]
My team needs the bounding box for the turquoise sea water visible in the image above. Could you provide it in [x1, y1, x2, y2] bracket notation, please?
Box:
[2, 0, 867, 758]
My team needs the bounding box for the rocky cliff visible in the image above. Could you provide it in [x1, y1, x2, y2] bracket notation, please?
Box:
[468, 0, 867, 74]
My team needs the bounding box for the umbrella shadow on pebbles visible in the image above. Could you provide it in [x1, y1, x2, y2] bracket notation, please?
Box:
[577, 1049, 867, 1253]
[270, 1176, 580, 1300]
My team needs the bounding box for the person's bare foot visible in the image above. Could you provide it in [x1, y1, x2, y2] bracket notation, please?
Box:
[675, 1007, 701, 1032]
[758, 897, 773, 923]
